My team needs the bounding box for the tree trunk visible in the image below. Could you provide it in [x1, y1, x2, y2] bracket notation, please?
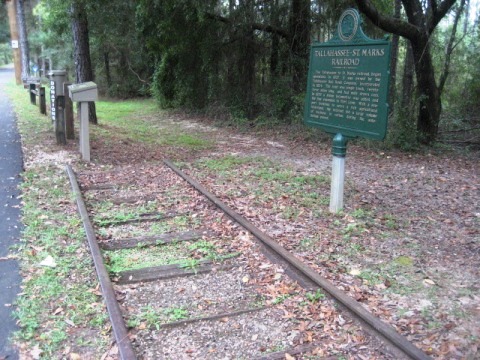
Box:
[411, 36, 442, 143]
[388, 0, 401, 115]
[16, 0, 29, 80]
[401, 40, 415, 110]
[104, 50, 112, 89]
[289, 0, 310, 92]
[71, 0, 97, 124]
[239, 0, 256, 119]
[354, 0, 458, 144]
[439, 0, 466, 94]
[270, 0, 280, 78]
[6, 0, 22, 84]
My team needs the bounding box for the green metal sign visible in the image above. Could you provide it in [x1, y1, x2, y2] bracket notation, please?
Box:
[304, 9, 391, 140]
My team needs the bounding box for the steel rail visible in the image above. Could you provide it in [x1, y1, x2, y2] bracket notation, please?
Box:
[66, 165, 137, 360]
[163, 159, 431, 360]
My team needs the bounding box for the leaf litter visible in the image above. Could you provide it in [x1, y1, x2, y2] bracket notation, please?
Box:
[15, 103, 479, 359]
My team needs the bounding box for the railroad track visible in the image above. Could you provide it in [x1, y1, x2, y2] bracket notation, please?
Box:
[66, 161, 431, 360]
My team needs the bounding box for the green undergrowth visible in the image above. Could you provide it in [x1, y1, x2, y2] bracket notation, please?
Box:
[96, 213, 197, 239]
[94, 99, 212, 150]
[126, 305, 190, 329]
[105, 242, 189, 273]
[6, 82, 110, 358]
[193, 155, 330, 218]
[14, 166, 110, 358]
[105, 239, 235, 274]
[5, 82, 52, 145]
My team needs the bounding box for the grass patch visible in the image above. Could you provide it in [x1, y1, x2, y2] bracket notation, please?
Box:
[6, 81, 111, 358]
[106, 238, 235, 274]
[193, 155, 330, 221]
[198, 155, 262, 172]
[96, 214, 196, 239]
[105, 243, 188, 273]
[13, 167, 110, 357]
[5, 82, 52, 145]
[161, 133, 213, 149]
[126, 305, 189, 329]
[94, 99, 212, 150]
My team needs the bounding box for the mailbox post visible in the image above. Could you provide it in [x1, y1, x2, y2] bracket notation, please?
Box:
[68, 82, 98, 161]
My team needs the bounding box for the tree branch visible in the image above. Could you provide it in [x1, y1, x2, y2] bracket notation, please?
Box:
[431, 0, 458, 30]
[354, 0, 420, 40]
[205, 12, 289, 39]
[401, 0, 425, 28]
[438, 0, 465, 94]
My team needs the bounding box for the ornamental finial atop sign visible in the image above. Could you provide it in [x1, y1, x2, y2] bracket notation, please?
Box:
[328, 8, 374, 45]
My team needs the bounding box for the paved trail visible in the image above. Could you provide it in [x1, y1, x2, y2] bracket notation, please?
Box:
[0, 66, 22, 360]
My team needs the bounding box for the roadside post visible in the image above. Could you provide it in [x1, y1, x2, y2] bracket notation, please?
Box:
[68, 82, 98, 161]
[49, 70, 68, 145]
[39, 86, 46, 115]
[48, 70, 67, 122]
[303, 9, 391, 212]
[55, 95, 66, 145]
[63, 82, 74, 139]
[29, 83, 36, 105]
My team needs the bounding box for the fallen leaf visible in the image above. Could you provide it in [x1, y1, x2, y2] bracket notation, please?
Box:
[31, 345, 43, 359]
[349, 268, 361, 276]
[39, 255, 56, 268]
[53, 307, 64, 315]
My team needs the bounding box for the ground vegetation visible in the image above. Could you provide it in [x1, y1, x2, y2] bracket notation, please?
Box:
[5, 0, 478, 147]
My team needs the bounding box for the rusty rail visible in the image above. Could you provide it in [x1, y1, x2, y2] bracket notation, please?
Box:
[163, 159, 431, 360]
[66, 165, 137, 360]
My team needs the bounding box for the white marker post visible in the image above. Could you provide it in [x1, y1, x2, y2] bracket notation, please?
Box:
[329, 133, 347, 213]
[79, 102, 90, 161]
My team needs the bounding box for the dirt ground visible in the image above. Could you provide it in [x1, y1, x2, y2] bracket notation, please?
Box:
[23, 108, 480, 359]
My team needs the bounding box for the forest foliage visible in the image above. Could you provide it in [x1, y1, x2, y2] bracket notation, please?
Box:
[3, 0, 480, 148]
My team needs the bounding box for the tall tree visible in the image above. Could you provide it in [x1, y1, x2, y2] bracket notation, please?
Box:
[0, 2, 11, 43]
[16, 0, 29, 79]
[355, 0, 458, 144]
[289, 0, 310, 92]
[70, 0, 96, 124]
[438, 0, 466, 94]
[388, 0, 401, 115]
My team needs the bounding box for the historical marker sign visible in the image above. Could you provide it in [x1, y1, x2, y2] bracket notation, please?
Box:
[304, 9, 391, 140]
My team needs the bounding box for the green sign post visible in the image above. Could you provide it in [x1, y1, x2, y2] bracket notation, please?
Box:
[304, 9, 391, 212]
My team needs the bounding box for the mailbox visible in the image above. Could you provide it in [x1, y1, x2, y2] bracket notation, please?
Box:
[48, 70, 67, 96]
[67, 82, 98, 162]
[68, 82, 98, 102]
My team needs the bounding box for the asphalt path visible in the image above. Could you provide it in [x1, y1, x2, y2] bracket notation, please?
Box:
[0, 66, 22, 360]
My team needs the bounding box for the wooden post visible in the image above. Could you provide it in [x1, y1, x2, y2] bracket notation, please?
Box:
[29, 83, 36, 105]
[55, 96, 66, 145]
[64, 82, 74, 139]
[6, 0, 22, 85]
[79, 102, 90, 161]
[39, 87, 46, 115]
